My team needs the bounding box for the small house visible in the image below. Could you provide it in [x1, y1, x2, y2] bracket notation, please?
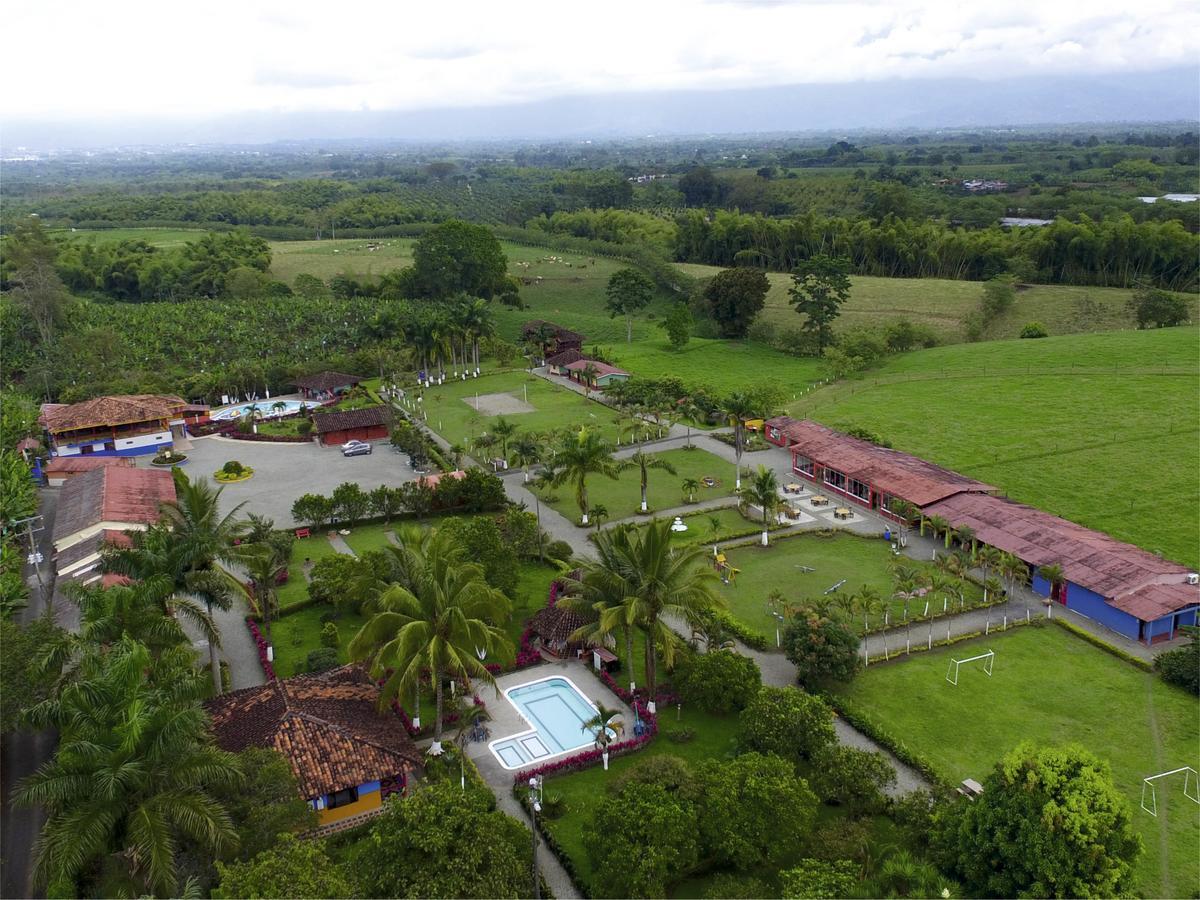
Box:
[205, 666, 422, 829]
[292, 371, 365, 402]
[314, 405, 392, 446]
[545, 348, 585, 374]
[528, 604, 594, 657]
[564, 359, 630, 390]
[522, 321, 584, 360]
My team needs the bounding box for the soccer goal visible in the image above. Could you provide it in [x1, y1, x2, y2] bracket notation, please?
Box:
[946, 650, 994, 685]
[1140, 766, 1200, 817]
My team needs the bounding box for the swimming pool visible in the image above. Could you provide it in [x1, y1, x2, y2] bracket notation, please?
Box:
[210, 400, 307, 421]
[489, 676, 600, 770]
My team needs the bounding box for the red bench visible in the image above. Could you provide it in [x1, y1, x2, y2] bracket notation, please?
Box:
[294, 527, 311, 539]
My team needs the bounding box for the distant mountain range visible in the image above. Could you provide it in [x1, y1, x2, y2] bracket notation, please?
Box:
[5, 68, 1197, 149]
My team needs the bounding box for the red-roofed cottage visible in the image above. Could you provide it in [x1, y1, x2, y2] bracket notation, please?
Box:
[564, 359, 630, 390]
[40, 394, 207, 459]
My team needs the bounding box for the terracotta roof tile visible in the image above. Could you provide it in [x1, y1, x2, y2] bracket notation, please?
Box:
[205, 666, 420, 799]
[44, 457, 135, 476]
[778, 419, 993, 506]
[529, 605, 594, 644]
[564, 359, 629, 377]
[1110, 583, 1200, 620]
[545, 349, 585, 367]
[922, 493, 1190, 600]
[313, 405, 392, 434]
[53, 468, 175, 544]
[41, 395, 188, 433]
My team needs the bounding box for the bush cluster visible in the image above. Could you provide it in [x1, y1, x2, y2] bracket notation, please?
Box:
[290, 468, 507, 529]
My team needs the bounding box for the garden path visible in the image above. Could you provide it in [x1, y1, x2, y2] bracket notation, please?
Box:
[326, 533, 357, 556]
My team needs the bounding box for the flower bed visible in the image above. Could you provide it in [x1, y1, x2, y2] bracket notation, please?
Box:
[246, 617, 276, 681]
[214, 465, 254, 483]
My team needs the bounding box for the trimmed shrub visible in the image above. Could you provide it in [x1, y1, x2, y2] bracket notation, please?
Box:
[673, 650, 761, 713]
[545, 540, 574, 562]
[1154, 626, 1199, 694]
[319, 622, 340, 649]
[305, 647, 338, 673]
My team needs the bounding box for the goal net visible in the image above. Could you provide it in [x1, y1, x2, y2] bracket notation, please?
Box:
[946, 650, 994, 685]
[1141, 767, 1200, 817]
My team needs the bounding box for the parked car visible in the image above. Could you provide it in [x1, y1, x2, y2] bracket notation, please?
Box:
[341, 439, 368, 451]
[342, 442, 373, 457]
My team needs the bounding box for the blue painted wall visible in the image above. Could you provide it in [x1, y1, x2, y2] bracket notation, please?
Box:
[359, 780, 381, 795]
[1064, 582, 1141, 640]
[1031, 574, 1051, 598]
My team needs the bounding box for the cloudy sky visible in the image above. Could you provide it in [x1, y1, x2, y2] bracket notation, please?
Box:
[5, 0, 1196, 120]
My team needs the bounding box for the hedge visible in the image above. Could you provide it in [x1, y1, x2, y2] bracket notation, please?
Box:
[824, 693, 951, 790]
[1050, 617, 1153, 672]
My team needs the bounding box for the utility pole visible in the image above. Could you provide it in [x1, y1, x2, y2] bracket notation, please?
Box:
[12, 514, 46, 610]
[528, 776, 543, 899]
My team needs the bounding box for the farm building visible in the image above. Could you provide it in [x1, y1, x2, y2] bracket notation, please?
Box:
[40, 394, 207, 458]
[522, 321, 584, 360]
[43, 456, 135, 487]
[921, 493, 1199, 644]
[545, 348, 586, 374]
[564, 359, 630, 389]
[313, 406, 391, 446]
[292, 371, 365, 401]
[51, 467, 175, 584]
[764, 417, 992, 517]
[205, 666, 422, 829]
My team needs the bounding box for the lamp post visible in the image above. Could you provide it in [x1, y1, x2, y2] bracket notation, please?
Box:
[528, 775, 544, 900]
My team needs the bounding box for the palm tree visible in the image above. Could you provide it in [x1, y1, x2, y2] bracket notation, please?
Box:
[17, 639, 240, 896]
[590, 504, 609, 536]
[974, 545, 1002, 600]
[569, 520, 720, 712]
[619, 449, 678, 513]
[584, 703, 625, 771]
[270, 400, 286, 417]
[889, 499, 919, 547]
[511, 435, 541, 483]
[831, 590, 858, 623]
[549, 428, 622, 526]
[156, 469, 248, 695]
[743, 465, 781, 546]
[578, 362, 601, 398]
[1000, 553, 1030, 623]
[955, 525, 976, 553]
[925, 515, 950, 547]
[856, 585, 882, 633]
[491, 417, 519, 460]
[232, 543, 286, 643]
[720, 391, 760, 490]
[677, 398, 703, 448]
[705, 514, 723, 555]
[681, 477, 700, 504]
[349, 533, 513, 750]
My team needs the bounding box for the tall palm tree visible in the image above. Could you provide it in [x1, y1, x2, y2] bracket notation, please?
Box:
[677, 398, 703, 448]
[889, 499, 919, 547]
[619, 449, 678, 513]
[705, 514, 723, 555]
[955, 525, 976, 553]
[743, 465, 781, 546]
[856, 585, 882, 633]
[17, 639, 240, 897]
[831, 590, 858, 624]
[721, 391, 760, 490]
[510, 435, 540, 483]
[156, 469, 248, 695]
[349, 533, 513, 750]
[1038, 563, 1066, 604]
[999, 553, 1030, 622]
[570, 521, 720, 712]
[231, 543, 286, 643]
[491, 417, 519, 461]
[925, 515, 950, 547]
[579, 362, 601, 398]
[583, 703, 625, 771]
[974, 545, 1002, 601]
[549, 428, 622, 526]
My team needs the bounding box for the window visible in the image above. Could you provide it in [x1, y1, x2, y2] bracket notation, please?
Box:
[849, 478, 870, 501]
[326, 786, 359, 809]
[823, 468, 846, 490]
[793, 454, 814, 476]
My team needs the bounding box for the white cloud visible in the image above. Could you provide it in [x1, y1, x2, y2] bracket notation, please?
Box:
[4, 0, 1197, 118]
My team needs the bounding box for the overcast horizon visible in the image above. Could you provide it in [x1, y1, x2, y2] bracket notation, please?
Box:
[4, 0, 1199, 148]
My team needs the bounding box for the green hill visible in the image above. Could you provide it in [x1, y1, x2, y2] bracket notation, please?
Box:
[789, 328, 1200, 567]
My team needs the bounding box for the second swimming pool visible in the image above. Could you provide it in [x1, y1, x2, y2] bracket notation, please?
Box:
[489, 676, 599, 770]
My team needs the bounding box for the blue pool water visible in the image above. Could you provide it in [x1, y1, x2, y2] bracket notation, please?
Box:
[489, 676, 599, 770]
[211, 400, 306, 421]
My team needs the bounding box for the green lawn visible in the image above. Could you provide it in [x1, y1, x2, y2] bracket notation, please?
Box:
[539, 700, 741, 893]
[277, 534, 341, 608]
[834, 625, 1200, 898]
[270, 605, 368, 678]
[340, 522, 398, 556]
[675, 265, 1199, 343]
[790, 328, 1200, 567]
[536, 447, 736, 522]
[630, 505, 778, 550]
[420, 370, 624, 450]
[715, 532, 982, 640]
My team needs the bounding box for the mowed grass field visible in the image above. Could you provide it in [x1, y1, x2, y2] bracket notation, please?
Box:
[834, 625, 1200, 898]
[675, 263, 1199, 343]
[790, 328, 1200, 567]
[716, 532, 982, 640]
[537, 447, 736, 522]
[419, 370, 624, 449]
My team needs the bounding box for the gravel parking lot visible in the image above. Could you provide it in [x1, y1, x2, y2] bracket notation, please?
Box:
[149, 436, 418, 525]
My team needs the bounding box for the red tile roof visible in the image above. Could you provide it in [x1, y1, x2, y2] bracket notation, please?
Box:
[1110, 583, 1200, 620]
[44, 457, 135, 476]
[205, 666, 421, 799]
[529, 605, 594, 645]
[417, 470, 466, 489]
[53, 467, 175, 543]
[41, 395, 189, 433]
[313, 405, 392, 434]
[779, 419, 993, 506]
[922, 493, 1191, 601]
[564, 359, 629, 377]
[292, 371, 365, 393]
[546, 349, 585, 367]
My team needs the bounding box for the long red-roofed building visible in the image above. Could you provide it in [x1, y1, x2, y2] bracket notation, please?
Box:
[40, 394, 208, 459]
[765, 416, 1198, 644]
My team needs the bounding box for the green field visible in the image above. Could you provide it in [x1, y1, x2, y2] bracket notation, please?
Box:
[419, 369, 622, 449]
[715, 532, 983, 639]
[605, 337, 824, 397]
[790, 328, 1200, 567]
[632, 505, 775, 549]
[675, 264, 1199, 343]
[536, 447, 736, 522]
[834, 625, 1200, 898]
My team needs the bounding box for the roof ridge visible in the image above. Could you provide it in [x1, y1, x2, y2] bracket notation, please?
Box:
[284, 707, 410, 760]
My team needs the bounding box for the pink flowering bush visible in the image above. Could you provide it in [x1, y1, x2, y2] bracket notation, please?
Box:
[245, 617, 276, 680]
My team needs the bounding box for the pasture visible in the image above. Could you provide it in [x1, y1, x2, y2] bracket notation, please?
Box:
[419, 370, 624, 450]
[714, 532, 982, 640]
[790, 328, 1200, 567]
[834, 624, 1200, 898]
